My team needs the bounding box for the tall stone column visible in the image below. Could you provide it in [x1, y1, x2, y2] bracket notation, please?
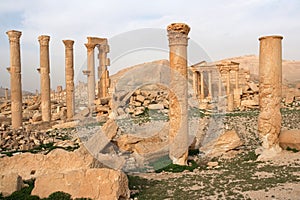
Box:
[167, 23, 190, 165]
[208, 70, 212, 99]
[38, 35, 51, 122]
[98, 42, 110, 98]
[6, 30, 22, 129]
[200, 71, 205, 100]
[235, 70, 239, 90]
[192, 70, 198, 98]
[5, 88, 9, 100]
[218, 74, 222, 97]
[84, 43, 96, 107]
[63, 40, 75, 120]
[258, 35, 283, 154]
[226, 70, 230, 96]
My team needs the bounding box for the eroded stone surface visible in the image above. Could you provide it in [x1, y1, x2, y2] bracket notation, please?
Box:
[167, 23, 190, 165]
[31, 168, 129, 200]
[258, 35, 283, 151]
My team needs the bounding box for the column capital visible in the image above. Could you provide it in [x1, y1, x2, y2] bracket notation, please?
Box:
[85, 43, 96, 52]
[259, 35, 283, 41]
[6, 30, 22, 43]
[38, 35, 50, 46]
[63, 40, 74, 48]
[167, 23, 190, 46]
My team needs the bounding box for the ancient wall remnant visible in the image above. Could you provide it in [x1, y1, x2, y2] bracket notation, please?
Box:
[63, 40, 75, 120]
[38, 35, 51, 122]
[6, 30, 22, 129]
[167, 23, 190, 165]
[258, 35, 283, 152]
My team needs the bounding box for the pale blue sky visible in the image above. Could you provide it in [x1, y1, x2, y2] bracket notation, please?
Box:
[0, 0, 299, 91]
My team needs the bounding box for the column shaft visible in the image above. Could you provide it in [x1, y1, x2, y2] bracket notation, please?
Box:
[258, 35, 283, 150]
[38, 35, 51, 122]
[6, 30, 22, 129]
[85, 43, 96, 107]
[208, 71, 212, 98]
[200, 71, 204, 100]
[5, 88, 9, 100]
[226, 70, 230, 96]
[167, 23, 190, 165]
[235, 70, 239, 89]
[63, 40, 75, 120]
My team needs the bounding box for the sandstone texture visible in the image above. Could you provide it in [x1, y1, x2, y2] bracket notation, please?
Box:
[0, 173, 23, 197]
[200, 130, 244, 158]
[279, 129, 300, 150]
[32, 168, 129, 200]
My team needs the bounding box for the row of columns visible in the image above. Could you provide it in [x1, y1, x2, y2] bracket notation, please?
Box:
[6, 30, 75, 129]
[83, 37, 110, 108]
[192, 69, 215, 100]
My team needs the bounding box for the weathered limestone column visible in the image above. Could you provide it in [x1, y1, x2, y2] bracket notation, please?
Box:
[235, 70, 239, 90]
[38, 35, 51, 122]
[258, 35, 283, 154]
[84, 43, 96, 107]
[226, 70, 230, 96]
[192, 70, 198, 98]
[208, 71, 212, 99]
[63, 40, 75, 120]
[227, 93, 234, 112]
[6, 30, 22, 129]
[167, 23, 190, 165]
[218, 74, 222, 97]
[200, 71, 205, 100]
[98, 42, 110, 98]
[5, 88, 9, 100]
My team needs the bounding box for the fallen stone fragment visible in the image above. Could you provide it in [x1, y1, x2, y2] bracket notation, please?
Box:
[31, 168, 130, 200]
[279, 129, 300, 151]
[200, 130, 243, 158]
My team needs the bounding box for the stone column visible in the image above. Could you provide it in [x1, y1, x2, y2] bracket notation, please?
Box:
[235, 70, 239, 90]
[5, 88, 9, 100]
[192, 70, 198, 98]
[208, 71, 212, 99]
[167, 23, 190, 165]
[218, 74, 222, 97]
[98, 42, 110, 98]
[6, 30, 22, 129]
[226, 70, 230, 96]
[63, 40, 75, 120]
[84, 43, 96, 107]
[200, 71, 205, 100]
[258, 35, 283, 154]
[227, 94, 234, 112]
[38, 35, 51, 122]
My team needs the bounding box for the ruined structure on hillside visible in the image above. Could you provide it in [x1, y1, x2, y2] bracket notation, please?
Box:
[190, 60, 253, 111]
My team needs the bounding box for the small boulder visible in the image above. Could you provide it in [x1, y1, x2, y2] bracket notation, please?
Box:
[279, 129, 300, 151]
[200, 130, 243, 158]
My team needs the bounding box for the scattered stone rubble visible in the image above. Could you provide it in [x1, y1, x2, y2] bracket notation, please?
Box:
[1, 24, 300, 199]
[117, 85, 169, 117]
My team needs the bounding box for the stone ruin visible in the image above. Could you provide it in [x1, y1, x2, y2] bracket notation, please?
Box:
[1, 23, 300, 199]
